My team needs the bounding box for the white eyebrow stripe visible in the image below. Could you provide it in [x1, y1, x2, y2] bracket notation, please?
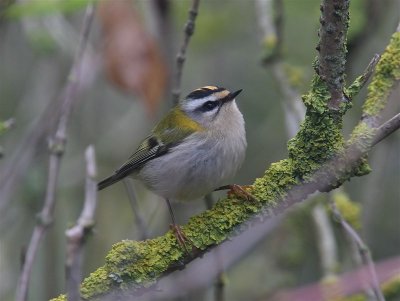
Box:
[182, 95, 217, 111]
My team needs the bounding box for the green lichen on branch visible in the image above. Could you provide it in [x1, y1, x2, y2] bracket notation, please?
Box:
[362, 31, 400, 118]
[349, 30, 400, 149]
[288, 75, 350, 178]
[348, 122, 376, 149]
[343, 31, 400, 180]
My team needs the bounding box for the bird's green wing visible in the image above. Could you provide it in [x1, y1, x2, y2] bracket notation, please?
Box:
[98, 108, 203, 190]
[115, 135, 168, 175]
[115, 108, 204, 175]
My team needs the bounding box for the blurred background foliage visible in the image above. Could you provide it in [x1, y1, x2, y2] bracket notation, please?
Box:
[0, 0, 399, 300]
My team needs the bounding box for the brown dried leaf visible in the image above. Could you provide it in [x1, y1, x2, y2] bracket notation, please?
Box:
[98, 0, 167, 114]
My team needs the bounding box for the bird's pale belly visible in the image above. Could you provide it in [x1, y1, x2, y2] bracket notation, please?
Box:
[137, 135, 246, 201]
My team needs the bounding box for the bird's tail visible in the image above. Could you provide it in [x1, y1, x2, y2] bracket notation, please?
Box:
[98, 174, 124, 191]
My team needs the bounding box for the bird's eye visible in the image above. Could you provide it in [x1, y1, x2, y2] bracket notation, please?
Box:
[202, 101, 218, 111]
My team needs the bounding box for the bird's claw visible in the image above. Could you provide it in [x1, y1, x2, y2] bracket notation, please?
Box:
[227, 184, 257, 202]
[169, 224, 193, 254]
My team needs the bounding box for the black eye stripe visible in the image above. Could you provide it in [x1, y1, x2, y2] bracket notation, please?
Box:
[196, 100, 219, 112]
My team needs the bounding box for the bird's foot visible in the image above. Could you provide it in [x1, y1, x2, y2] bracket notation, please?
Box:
[169, 223, 193, 254]
[216, 184, 257, 202]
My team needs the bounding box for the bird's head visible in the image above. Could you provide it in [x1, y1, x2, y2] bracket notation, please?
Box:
[179, 86, 243, 129]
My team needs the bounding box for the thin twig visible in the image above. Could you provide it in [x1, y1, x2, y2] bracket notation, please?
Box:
[271, 64, 305, 137]
[347, 54, 381, 99]
[358, 54, 381, 89]
[15, 5, 95, 301]
[329, 197, 385, 301]
[317, 0, 350, 110]
[372, 113, 400, 146]
[171, 0, 201, 104]
[312, 203, 338, 278]
[66, 145, 98, 301]
[123, 178, 148, 240]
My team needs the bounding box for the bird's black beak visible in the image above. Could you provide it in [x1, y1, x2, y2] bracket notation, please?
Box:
[230, 89, 243, 100]
[220, 89, 243, 105]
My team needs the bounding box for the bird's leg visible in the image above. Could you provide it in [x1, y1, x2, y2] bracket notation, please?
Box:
[164, 198, 192, 254]
[215, 184, 257, 202]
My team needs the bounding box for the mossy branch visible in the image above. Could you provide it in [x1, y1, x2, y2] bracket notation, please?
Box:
[50, 9, 400, 301]
[350, 29, 400, 145]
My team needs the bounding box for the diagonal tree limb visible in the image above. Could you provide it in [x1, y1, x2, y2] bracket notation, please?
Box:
[372, 113, 400, 146]
[346, 53, 380, 100]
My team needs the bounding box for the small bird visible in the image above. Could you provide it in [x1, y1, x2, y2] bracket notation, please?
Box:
[98, 86, 247, 249]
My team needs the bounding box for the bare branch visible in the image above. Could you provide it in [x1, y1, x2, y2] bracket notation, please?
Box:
[66, 145, 98, 301]
[329, 196, 385, 301]
[312, 203, 338, 278]
[171, 0, 201, 104]
[347, 54, 380, 100]
[317, 0, 350, 110]
[372, 113, 400, 146]
[15, 5, 95, 301]
[271, 64, 305, 137]
[359, 54, 381, 89]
